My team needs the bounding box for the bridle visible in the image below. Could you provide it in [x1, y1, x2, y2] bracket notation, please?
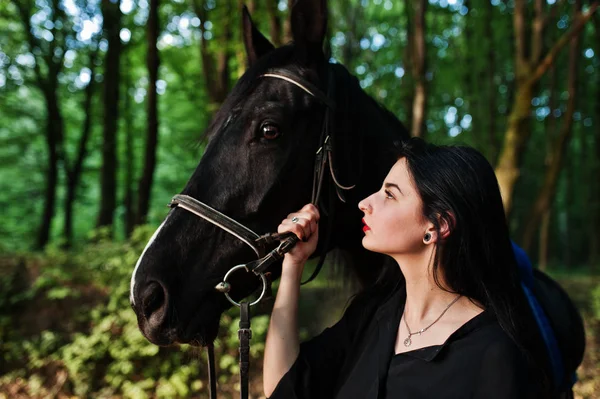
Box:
[168, 65, 354, 399]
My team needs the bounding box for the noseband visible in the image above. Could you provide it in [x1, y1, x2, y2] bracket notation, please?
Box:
[168, 66, 354, 399]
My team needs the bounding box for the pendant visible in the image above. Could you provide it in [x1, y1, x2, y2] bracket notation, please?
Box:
[403, 336, 412, 347]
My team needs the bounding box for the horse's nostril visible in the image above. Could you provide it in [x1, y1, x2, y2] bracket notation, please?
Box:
[141, 281, 167, 325]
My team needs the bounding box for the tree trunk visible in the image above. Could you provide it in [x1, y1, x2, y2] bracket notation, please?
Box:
[538, 212, 550, 270]
[97, 0, 122, 230]
[136, 0, 160, 227]
[521, 0, 582, 253]
[483, 0, 497, 163]
[37, 101, 61, 249]
[590, 13, 600, 269]
[462, 0, 475, 135]
[402, 0, 414, 127]
[193, 0, 232, 108]
[495, 80, 534, 213]
[235, 0, 248, 76]
[247, 0, 257, 14]
[283, 0, 293, 44]
[494, 1, 598, 213]
[410, 0, 427, 138]
[564, 145, 573, 268]
[537, 65, 558, 270]
[63, 48, 98, 247]
[15, 1, 66, 249]
[194, 0, 215, 96]
[266, 0, 282, 46]
[215, 0, 232, 102]
[123, 61, 136, 237]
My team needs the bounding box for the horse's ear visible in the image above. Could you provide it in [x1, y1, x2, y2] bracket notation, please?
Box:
[242, 5, 275, 66]
[290, 0, 327, 65]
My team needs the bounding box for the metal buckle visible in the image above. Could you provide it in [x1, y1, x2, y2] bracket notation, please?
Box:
[275, 236, 299, 257]
[217, 264, 268, 307]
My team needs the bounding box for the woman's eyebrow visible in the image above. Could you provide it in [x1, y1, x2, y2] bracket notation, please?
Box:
[384, 182, 403, 195]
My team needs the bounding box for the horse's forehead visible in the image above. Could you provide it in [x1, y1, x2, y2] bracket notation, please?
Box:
[246, 74, 316, 108]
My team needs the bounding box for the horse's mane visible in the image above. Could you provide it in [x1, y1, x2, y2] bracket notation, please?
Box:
[330, 62, 407, 138]
[317, 63, 409, 292]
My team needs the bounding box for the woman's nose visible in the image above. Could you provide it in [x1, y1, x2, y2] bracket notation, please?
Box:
[358, 197, 372, 213]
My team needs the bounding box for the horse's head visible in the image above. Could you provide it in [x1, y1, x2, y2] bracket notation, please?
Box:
[130, 0, 336, 346]
[130, 0, 408, 346]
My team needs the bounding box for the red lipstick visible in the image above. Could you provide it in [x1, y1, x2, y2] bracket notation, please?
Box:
[362, 219, 371, 232]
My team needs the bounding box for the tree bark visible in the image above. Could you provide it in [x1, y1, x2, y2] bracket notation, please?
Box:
[192, 0, 232, 109]
[494, 1, 598, 213]
[97, 0, 122, 230]
[216, 0, 233, 101]
[537, 65, 558, 270]
[247, 0, 257, 14]
[283, 0, 293, 44]
[135, 0, 160, 227]
[124, 58, 136, 237]
[14, 0, 66, 249]
[38, 98, 62, 249]
[590, 14, 600, 269]
[464, 0, 488, 152]
[402, 0, 414, 127]
[63, 47, 99, 247]
[483, 0, 498, 163]
[410, 0, 427, 138]
[266, 0, 282, 46]
[521, 0, 582, 253]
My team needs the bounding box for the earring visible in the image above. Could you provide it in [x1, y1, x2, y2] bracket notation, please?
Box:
[424, 232, 432, 243]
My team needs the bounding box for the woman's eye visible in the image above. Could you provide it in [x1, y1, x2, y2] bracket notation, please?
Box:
[261, 123, 280, 140]
[385, 190, 394, 199]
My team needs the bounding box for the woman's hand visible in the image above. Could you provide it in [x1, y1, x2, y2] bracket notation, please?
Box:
[265, 203, 319, 397]
[277, 204, 320, 267]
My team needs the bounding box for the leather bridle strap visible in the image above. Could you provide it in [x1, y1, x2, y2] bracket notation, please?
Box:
[207, 343, 217, 398]
[169, 194, 264, 258]
[238, 303, 251, 399]
[260, 68, 356, 285]
[261, 68, 335, 109]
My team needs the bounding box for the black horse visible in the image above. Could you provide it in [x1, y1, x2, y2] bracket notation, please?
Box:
[130, 0, 584, 394]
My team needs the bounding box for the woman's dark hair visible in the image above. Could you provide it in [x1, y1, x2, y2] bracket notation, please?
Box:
[362, 137, 550, 393]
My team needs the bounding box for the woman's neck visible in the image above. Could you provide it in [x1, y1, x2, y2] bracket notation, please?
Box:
[393, 251, 459, 323]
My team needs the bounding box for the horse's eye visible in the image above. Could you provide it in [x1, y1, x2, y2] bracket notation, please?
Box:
[261, 123, 280, 140]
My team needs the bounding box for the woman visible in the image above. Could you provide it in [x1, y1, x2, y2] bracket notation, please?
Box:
[263, 138, 549, 398]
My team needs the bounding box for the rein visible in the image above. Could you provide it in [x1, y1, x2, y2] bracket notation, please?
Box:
[169, 66, 353, 399]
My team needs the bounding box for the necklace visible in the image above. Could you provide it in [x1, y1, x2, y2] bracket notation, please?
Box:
[402, 295, 462, 347]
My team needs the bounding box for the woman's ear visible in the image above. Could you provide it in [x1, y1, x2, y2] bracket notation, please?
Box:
[438, 212, 455, 240]
[424, 212, 454, 244]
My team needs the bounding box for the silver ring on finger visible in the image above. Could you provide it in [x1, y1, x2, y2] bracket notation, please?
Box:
[291, 217, 299, 223]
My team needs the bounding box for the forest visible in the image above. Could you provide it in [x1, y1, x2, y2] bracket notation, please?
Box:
[1, 0, 599, 397]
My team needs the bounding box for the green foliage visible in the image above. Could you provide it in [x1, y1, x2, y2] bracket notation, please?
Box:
[1, 0, 599, 266]
[0, 227, 268, 397]
[592, 284, 600, 322]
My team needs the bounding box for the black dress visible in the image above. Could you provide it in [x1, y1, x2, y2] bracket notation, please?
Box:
[269, 285, 535, 399]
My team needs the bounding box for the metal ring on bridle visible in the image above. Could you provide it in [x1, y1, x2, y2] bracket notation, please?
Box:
[221, 264, 268, 307]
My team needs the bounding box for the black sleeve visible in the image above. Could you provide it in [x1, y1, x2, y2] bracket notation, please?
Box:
[472, 338, 530, 399]
[268, 295, 372, 399]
